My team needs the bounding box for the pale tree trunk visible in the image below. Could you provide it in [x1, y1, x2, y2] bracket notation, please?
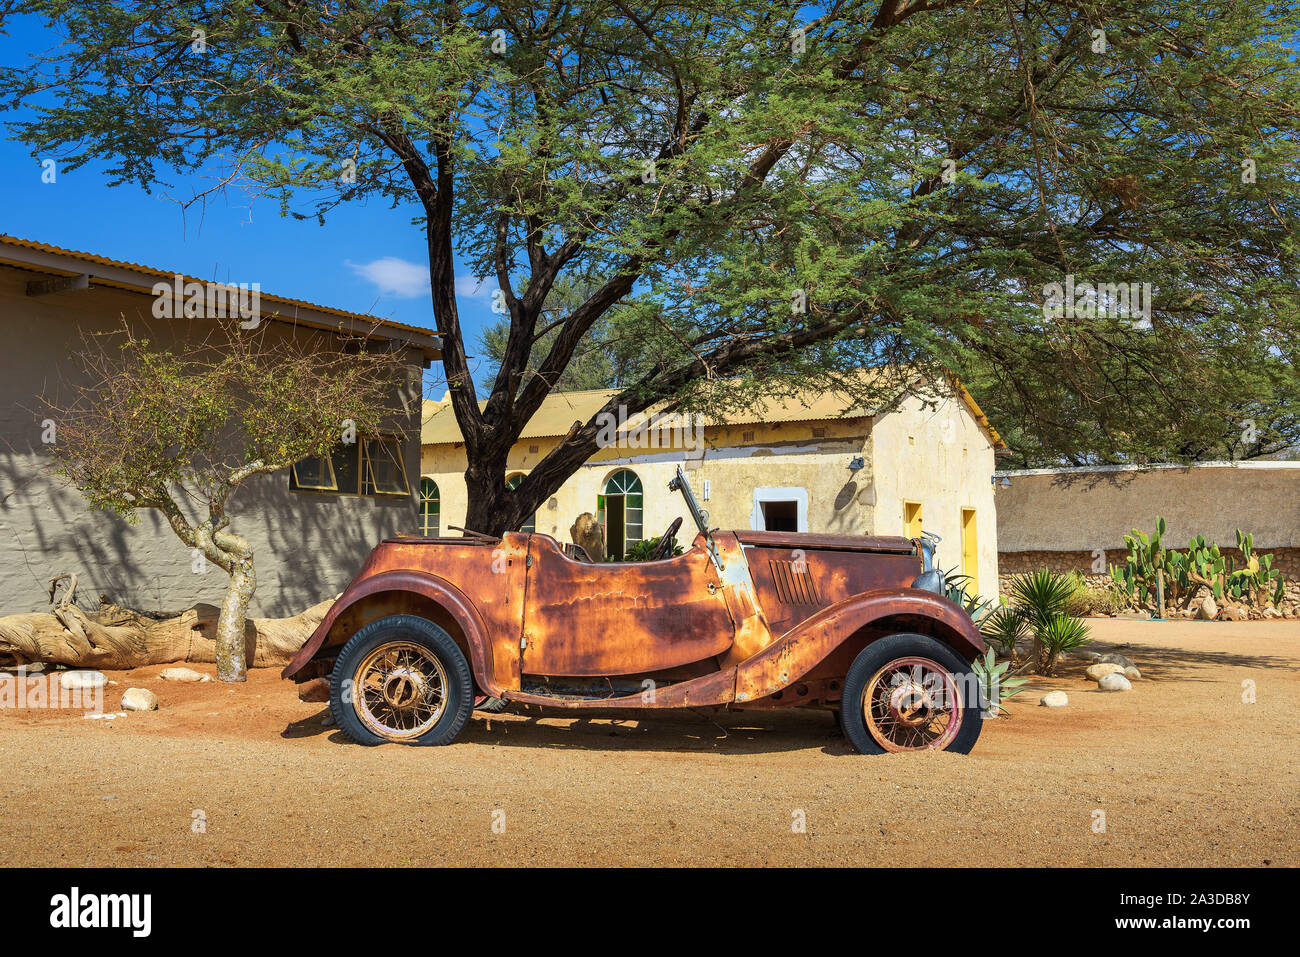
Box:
[190, 512, 258, 683]
[215, 554, 256, 683]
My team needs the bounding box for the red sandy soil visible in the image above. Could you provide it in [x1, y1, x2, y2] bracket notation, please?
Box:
[0, 617, 1296, 867]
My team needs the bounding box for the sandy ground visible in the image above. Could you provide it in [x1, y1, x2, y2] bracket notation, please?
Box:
[0, 617, 1297, 867]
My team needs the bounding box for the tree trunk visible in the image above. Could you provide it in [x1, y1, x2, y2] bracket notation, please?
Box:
[463, 456, 519, 537]
[215, 555, 256, 683]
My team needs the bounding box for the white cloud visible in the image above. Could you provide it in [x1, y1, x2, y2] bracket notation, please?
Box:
[455, 275, 493, 299]
[347, 258, 496, 302]
[346, 257, 428, 299]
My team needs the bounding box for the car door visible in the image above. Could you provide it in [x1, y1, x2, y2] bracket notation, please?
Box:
[519, 534, 735, 677]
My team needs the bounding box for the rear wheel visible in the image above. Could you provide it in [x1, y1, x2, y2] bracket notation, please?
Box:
[840, 633, 982, 755]
[330, 615, 474, 746]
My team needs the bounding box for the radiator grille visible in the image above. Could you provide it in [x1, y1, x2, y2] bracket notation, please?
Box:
[768, 560, 821, 605]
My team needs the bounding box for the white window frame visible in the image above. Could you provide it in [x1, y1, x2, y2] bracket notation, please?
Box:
[750, 487, 809, 533]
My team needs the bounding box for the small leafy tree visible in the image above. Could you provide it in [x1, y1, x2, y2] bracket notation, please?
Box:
[42, 322, 404, 682]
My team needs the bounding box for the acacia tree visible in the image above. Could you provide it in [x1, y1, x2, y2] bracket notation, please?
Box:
[44, 323, 402, 682]
[4, 1, 1298, 534]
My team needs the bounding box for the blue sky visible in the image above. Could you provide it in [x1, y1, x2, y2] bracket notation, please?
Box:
[0, 12, 502, 399]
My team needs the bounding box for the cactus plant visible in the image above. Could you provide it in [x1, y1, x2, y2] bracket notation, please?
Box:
[1109, 520, 1287, 614]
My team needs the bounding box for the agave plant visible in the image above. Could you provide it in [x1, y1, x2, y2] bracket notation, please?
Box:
[944, 569, 997, 624]
[980, 605, 1030, 660]
[1008, 569, 1091, 674]
[1038, 613, 1091, 676]
[971, 647, 1030, 717]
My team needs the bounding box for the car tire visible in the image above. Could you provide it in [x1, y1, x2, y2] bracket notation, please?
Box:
[475, 696, 510, 714]
[330, 614, 474, 746]
[839, 632, 983, 755]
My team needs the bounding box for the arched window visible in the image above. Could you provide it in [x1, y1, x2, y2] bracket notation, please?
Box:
[505, 473, 536, 534]
[599, 469, 643, 560]
[418, 478, 440, 536]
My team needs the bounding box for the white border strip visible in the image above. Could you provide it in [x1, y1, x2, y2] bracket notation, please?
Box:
[995, 460, 1300, 478]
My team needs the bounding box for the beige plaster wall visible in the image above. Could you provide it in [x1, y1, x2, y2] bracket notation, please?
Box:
[994, 464, 1300, 553]
[869, 391, 1000, 597]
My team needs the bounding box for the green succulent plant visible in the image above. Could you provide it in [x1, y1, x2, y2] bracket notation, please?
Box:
[971, 647, 1029, 718]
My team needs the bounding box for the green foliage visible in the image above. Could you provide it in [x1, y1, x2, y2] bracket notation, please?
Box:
[1038, 614, 1092, 665]
[1006, 569, 1092, 675]
[1063, 572, 1127, 617]
[980, 606, 1031, 660]
[620, 538, 684, 562]
[971, 648, 1030, 718]
[943, 569, 995, 624]
[477, 273, 652, 395]
[1110, 519, 1287, 610]
[4, 0, 1299, 519]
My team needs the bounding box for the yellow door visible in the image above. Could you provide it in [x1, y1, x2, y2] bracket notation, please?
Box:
[961, 508, 978, 593]
[904, 501, 923, 539]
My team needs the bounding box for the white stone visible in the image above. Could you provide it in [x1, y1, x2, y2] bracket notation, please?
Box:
[1098, 673, 1132, 692]
[1040, 691, 1069, 708]
[122, 688, 159, 711]
[1085, 662, 1124, 681]
[59, 670, 107, 690]
[158, 667, 210, 682]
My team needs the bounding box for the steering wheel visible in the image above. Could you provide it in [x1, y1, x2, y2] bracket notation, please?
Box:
[649, 517, 683, 561]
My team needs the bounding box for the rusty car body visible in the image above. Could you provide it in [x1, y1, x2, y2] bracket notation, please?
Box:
[283, 467, 989, 754]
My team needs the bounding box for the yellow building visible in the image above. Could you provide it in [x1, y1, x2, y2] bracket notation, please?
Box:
[420, 373, 1007, 598]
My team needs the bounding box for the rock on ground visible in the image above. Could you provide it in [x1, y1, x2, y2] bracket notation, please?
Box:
[59, 671, 107, 690]
[1040, 691, 1069, 708]
[1097, 652, 1138, 669]
[159, 667, 212, 682]
[1098, 673, 1133, 692]
[1085, 662, 1125, 681]
[297, 677, 329, 703]
[1196, 596, 1219, 620]
[121, 688, 159, 711]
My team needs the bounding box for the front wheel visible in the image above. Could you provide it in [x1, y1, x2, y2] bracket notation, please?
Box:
[330, 615, 474, 746]
[840, 633, 983, 755]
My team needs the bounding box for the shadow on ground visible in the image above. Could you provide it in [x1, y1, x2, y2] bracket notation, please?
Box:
[283, 702, 851, 755]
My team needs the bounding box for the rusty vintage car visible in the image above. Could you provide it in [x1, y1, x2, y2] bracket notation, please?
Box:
[283, 467, 988, 754]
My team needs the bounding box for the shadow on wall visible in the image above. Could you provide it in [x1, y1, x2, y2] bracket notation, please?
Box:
[0, 443, 412, 617]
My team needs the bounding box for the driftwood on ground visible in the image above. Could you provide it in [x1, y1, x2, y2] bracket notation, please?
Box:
[0, 573, 333, 670]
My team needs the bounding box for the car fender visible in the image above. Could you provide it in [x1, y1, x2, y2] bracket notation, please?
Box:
[733, 588, 986, 703]
[280, 569, 497, 691]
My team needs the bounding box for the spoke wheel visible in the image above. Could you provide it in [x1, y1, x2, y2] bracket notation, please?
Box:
[839, 634, 981, 756]
[862, 655, 961, 752]
[353, 640, 449, 741]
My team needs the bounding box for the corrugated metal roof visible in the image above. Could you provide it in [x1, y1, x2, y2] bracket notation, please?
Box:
[421, 371, 1006, 449]
[0, 234, 440, 352]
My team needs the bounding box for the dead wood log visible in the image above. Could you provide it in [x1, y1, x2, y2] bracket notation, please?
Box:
[0, 576, 334, 669]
